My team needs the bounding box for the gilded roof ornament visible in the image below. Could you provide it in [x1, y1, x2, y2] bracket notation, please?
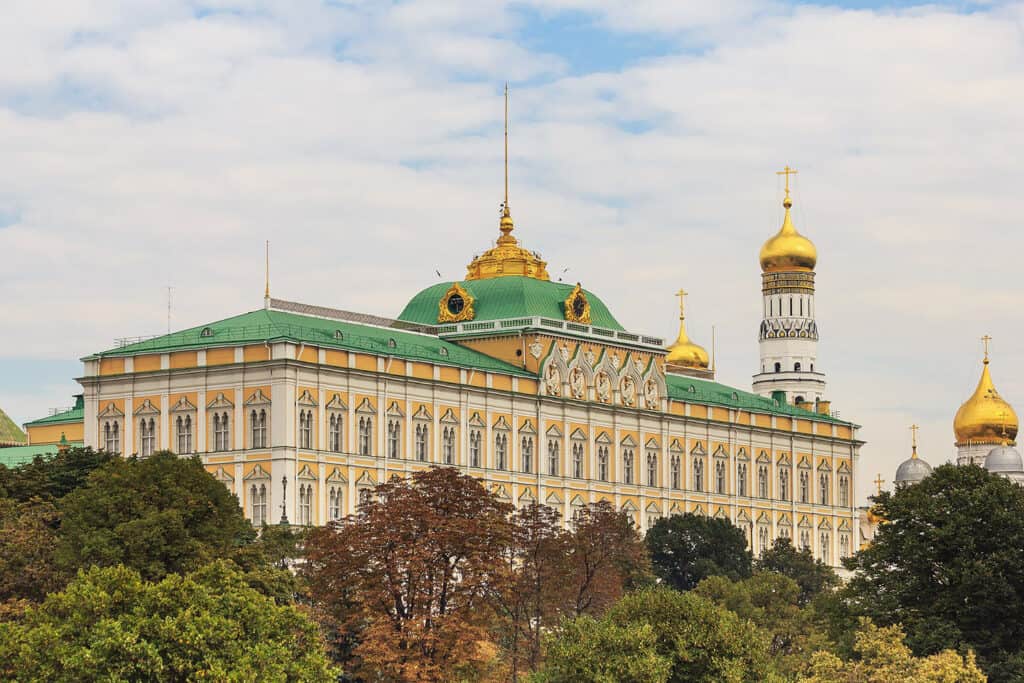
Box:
[665, 289, 709, 370]
[759, 166, 818, 273]
[953, 336, 1019, 446]
[437, 282, 475, 323]
[465, 83, 550, 281]
[564, 283, 591, 324]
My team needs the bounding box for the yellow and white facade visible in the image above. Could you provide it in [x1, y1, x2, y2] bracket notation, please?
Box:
[68, 164, 863, 568]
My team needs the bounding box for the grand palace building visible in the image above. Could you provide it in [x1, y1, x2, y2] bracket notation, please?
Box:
[9, 131, 863, 567]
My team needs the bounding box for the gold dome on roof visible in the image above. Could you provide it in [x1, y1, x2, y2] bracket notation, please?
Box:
[665, 289, 709, 369]
[759, 167, 817, 273]
[466, 83, 550, 282]
[954, 339, 1018, 446]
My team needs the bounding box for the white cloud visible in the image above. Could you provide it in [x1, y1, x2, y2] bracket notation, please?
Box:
[3, 1, 1024, 504]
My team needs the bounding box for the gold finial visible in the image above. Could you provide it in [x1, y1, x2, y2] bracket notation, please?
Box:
[982, 335, 992, 364]
[675, 288, 688, 320]
[873, 473, 885, 495]
[776, 165, 798, 208]
[910, 424, 919, 459]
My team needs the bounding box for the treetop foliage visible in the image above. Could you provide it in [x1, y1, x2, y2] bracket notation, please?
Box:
[646, 512, 752, 591]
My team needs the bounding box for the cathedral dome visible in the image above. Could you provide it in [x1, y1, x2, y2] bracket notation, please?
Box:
[665, 291, 709, 371]
[984, 444, 1024, 474]
[894, 456, 932, 486]
[953, 354, 1018, 447]
[759, 195, 817, 273]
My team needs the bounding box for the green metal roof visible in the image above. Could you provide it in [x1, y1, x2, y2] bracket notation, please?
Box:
[0, 409, 26, 445]
[0, 442, 83, 469]
[86, 308, 534, 378]
[398, 277, 625, 331]
[665, 374, 852, 426]
[23, 395, 84, 428]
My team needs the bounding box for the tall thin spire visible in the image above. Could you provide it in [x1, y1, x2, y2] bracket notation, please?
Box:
[504, 82, 509, 217]
[910, 423, 919, 459]
[264, 240, 271, 309]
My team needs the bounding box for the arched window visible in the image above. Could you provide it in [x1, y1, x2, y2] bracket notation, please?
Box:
[547, 440, 559, 476]
[299, 484, 312, 525]
[671, 455, 681, 490]
[693, 457, 704, 492]
[647, 452, 657, 487]
[819, 473, 830, 505]
[737, 463, 747, 496]
[496, 433, 508, 470]
[779, 467, 790, 501]
[251, 484, 267, 526]
[799, 471, 809, 503]
[839, 533, 850, 559]
[359, 416, 372, 455]
[758, 465, 768, 498]
[140, 418, 155, 456]
[774, 362, 781, 373]
[839, 475, 850, 507]
[328, 487, 342, 521]
[597, 446, 609, 482]
[758, 526, 769, 555]
[299, 410, 313, 449]
[521, 436, 533, 473]
[214, 412, 230, 451]
[415, 423, 428, 462]
[443, 427, 456, 465]
[176, 415, 193, 454]
[469, 429, 482, 468]
[572, 442, 584, 478]
[820, 532, 831, 563]
[800, 529, 810, 551]
[622, 449, 634, 484]
[794, 362, 802, 372]
[329, 414, 342, 453]
[251, 410, 268, 449]
[387, 419, 401, 459]
[716, 461, 726, 494]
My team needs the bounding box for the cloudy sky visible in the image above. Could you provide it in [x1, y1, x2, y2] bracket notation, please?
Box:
[2, 0, 1022, 503]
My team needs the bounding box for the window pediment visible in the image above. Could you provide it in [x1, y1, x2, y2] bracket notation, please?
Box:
[712, 444, 728, 459]
[493, 416, 511, 431]
[244, 464, 271, 481]
[736, 510, 752, 524]
[690, 442, 706, 457]
[817, 459, 832, 471]
[798, 456, 811, 469]
[621, 500, 638, 512]
[326, 394, 347, 411]
[570, 428, 587, 441]
[468, 412, 486, 428]
[778, 514, 792, 527]
[669, 439, 684, 454]
[645, 501, 661, 513]
[212, 466, 234, 483]
[297, 464, 317, 480]
[620, 434, 637, 448]
[756, 511, 771, 524]
[98, 402, 125, 419]
[645, 437, 660, 450]
[355, 471, 377, 487]
[546, 425, 563, 438]
[838, 519, 852, 531]
[170, 396, 196, 413]
[518, 420, 537, 435]
[133, 399, 160, 417]
[297, 390, 318, 407]
[818, 518, 832, 530]
[545, 491, 563, 505]
[245, 389, 271, 406]
[387, 401, 405, 418]
[518, 488, 535, 502]
[326, 467, 347, 484]
[837, 462, 851, 474]
[798, 515, 812, 529]
[355, 397, 376, 414]
[595, 431, 612, 445]
[412, 405, 432, 421]
[440, 408, 458, 424]
[207, 392, 234, 409]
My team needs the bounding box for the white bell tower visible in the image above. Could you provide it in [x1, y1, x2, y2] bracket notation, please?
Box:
[751, 167, 827, 410]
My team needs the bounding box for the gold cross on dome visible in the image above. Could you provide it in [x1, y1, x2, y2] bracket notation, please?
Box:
[909, 424, 919, 448]
[675, 289, 687, 319]
[982, 335, 992, 362]
[776, 165, 798, 197]
[873, 473, 885, 495]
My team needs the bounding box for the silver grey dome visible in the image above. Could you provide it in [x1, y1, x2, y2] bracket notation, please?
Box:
[894, 457, 933, 485]
[984, 445, 1024, 474]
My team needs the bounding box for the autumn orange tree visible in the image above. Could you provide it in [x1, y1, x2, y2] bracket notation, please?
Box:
[304, 467, 514, 681]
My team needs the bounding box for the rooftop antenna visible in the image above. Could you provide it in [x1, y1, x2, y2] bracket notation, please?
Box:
[264, 240, 271, 310]
[166, 286, 174, 335]
[711, 324, 717, 376]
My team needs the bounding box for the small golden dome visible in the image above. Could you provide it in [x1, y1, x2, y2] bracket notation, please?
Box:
[665, 290, 709, 369]
[954, 353, 1018, 446]
[759, 195, 817, 273]
[465, 206, 550, 281]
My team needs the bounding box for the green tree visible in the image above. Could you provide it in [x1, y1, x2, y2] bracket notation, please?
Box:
[55, 452, 255, 581]
[844, 465, 1024, 680]
[533, 616, 671, 683]
[758, 537, 839, 606]
[0, 446, 115, 502]
[800, 619, 985, 683]
[695, 572, 831, 678]
[0, 498, 65, 606]
[646, 513, 751, 591]
[0, 560, 338, 682]
[537, 587, 773, 683]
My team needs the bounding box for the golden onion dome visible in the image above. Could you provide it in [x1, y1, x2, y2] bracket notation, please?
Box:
[953, 352, 1018, 446]
[759, 194, 817, 273]
[665, 291, 709, 369]
[465, 206, 550, 281]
